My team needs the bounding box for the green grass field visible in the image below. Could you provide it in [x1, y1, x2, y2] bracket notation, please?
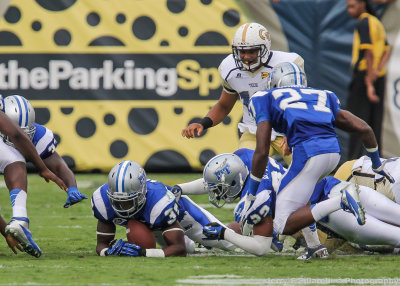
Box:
[1, 173, 400, 286]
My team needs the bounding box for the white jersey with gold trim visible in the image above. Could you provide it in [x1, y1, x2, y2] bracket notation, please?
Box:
[350, 156, 400, 203]
[219, 51, 304, 135]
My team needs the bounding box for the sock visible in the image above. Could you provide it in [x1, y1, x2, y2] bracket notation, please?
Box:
[302, 224, 320, 248]
[10, 189, 28, 219]
[311, 196, 341, 222]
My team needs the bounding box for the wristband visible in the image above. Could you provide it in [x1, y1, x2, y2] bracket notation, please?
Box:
[248, 174, 262, 196]
[145, 249, 165, 258]
[100, 248, 109, 256]
[220, 227, 227, 240]
[199, 117, 213, 129]
[366, 146, 381, 168]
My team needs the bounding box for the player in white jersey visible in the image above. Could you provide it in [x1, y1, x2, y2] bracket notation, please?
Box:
[0, 95, 86, 258]
[0, 97, 66, 256]
[335, 156, 400, 203]
[181, 22, 304, 166]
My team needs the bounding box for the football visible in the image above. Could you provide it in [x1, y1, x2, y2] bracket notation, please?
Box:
[126, 219, 156, 249]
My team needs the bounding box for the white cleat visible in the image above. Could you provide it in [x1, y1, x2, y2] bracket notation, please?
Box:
[5, 219, 42, 258]
[340, 183, 366, 225]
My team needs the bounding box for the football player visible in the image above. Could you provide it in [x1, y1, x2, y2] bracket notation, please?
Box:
[335, 155, 400, 203]
[201, 152, 365, 256]
[181, 22, 304, 166]
[0, 95, 86, 258]
[0, 106, 67, 255]
[91, 160, 234, 258]
[246, 62, 393, 249]
[310, 176, 400, 250]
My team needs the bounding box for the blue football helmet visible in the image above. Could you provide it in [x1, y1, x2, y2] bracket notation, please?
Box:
[203, 153, 249, 208]
[0, 95, 36, 146]
[107, 160, 147, 218]
[269, 62, 307, 88]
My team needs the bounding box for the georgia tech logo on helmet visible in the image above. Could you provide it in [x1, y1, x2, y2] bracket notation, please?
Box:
[259, 29, 270, 41]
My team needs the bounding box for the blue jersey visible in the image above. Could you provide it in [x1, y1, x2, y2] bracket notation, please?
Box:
[233, 148, 285, 223]
[32, 123, 57, 159]
[310, 176, 342, 205]
[91, 179, 178, 230]
[249, 87, 341, 158]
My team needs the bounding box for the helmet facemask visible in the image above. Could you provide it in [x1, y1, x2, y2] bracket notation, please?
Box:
[203, 153, 249, 208]
[231, 23, 271, 73]
[107, 161, 148, 218]
[232, 45, 268, 72]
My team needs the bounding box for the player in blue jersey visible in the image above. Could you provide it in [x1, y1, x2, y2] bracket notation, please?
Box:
[200, 151, 366, 257]
[0, 95, 86, 258]
[92, 160, 234, 257]
[246, 62, 393, 242]
[0, 101, 67, 256]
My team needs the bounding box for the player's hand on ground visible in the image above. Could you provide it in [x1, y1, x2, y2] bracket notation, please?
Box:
[203, 222, 226, 240]
[5, 234, 24, 254]
[119, 242, 145, 257]
[181, 123, 204, 138]
[39, 169, 68, 191]
[64, 187, 87, 208]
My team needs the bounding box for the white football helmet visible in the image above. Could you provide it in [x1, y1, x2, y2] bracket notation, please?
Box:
[269, 62, 307, 88]
[232, 22, 271, 72]
[0, 95, 36, 146]
[107, 160, 147, 218]
[203, 153, 249, 208]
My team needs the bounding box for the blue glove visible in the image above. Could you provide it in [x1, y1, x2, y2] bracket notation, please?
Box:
[239, 194, 256, 222]
[372, 160, 395, 183]
[119, 242, 146, 257]
[203, 222, 226, 240]
[106, 239, 125, 256]
[170, 185, 182, 202]
[64, 187, 87, 208]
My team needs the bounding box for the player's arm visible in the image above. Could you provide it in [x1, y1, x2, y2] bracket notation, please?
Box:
[249, 121, 272, 195]
[44, 152, 87, 207]
[181, 90, 238, 138]
[336, 110, 393, 182]
[159, 221, 186, 257]
[203, 216, 273, 256]
[0, 112, 67, 190]
[96, 220, 116, 256]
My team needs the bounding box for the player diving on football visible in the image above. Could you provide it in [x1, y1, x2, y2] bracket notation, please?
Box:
[92, 160, 235, 258]
[0, 95, 86, 258]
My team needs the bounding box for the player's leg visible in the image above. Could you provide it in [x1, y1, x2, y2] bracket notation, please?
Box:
[323, 210, 400, 247]
[178, 196, 236, 251]
[358, 185, 400, 226]
[274, 151, 340, 235]
[1, 143, 41, 258]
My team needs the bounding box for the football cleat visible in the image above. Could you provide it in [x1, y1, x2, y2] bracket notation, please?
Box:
[340, 183, 366, 225]
[297, 244, 329, 260]
[5, 219, 42, 258]
[271, 231, 283, 252]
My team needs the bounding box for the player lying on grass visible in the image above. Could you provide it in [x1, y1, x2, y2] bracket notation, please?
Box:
[173, 148, 328, 259]
[335, 155, 399, 203]
[196, 152, 364, 256]
[0, 95, 86, 258]
[91, 160, 235, 258]
[309, 176, 400, 250]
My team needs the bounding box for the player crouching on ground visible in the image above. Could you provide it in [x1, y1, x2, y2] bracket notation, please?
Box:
[92, 160, 186, 257]
[200, 153, 366, 256]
